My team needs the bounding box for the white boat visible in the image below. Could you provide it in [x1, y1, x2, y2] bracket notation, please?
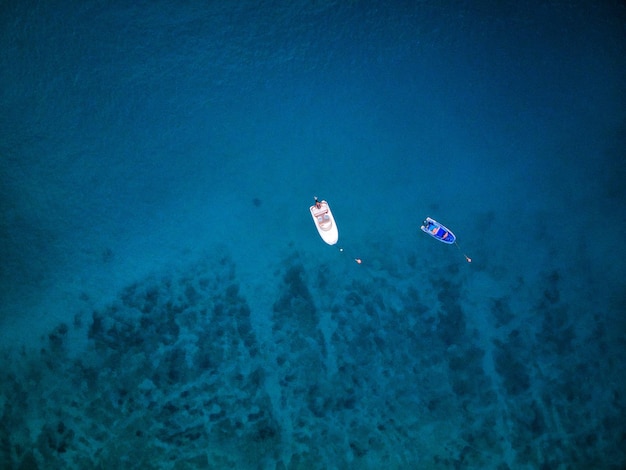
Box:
[310, 197, 338, 245]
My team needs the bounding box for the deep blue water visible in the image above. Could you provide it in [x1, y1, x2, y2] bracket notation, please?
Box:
[1, 1, 625, 468]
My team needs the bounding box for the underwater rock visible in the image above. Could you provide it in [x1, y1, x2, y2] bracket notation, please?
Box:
[493, 337, 530, 396]
[2, 254, 275, 468]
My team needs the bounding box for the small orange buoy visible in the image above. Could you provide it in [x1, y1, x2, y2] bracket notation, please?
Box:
[354, 258, 362, 264]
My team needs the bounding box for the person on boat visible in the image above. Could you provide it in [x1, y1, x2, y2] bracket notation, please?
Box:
[314, 197, 322, 209]
[423, 219, 434, 231]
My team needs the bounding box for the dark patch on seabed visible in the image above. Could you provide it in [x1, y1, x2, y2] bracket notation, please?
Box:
[0, 250, 625, 468]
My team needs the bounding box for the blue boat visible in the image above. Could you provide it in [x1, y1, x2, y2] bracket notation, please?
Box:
[420, 217, 456, 244]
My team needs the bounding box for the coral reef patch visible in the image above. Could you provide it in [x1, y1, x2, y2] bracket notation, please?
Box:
[1, 250, 624, 468]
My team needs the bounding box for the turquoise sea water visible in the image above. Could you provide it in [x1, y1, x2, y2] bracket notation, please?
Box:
[1, 1, 625, 468]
